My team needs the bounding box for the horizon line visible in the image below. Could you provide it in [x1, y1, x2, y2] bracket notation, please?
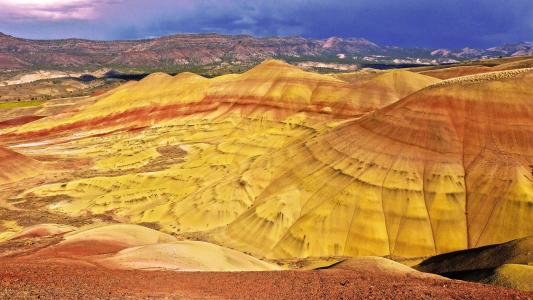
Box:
[1, 31, 531, 50]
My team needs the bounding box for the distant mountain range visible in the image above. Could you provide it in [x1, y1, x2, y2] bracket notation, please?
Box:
[0, 32, 531, 72]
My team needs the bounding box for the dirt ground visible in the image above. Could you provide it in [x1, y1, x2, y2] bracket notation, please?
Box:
[1, 259, 532, 300]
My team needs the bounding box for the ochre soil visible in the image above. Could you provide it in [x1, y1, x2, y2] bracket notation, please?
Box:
[1, 259, 532, 300]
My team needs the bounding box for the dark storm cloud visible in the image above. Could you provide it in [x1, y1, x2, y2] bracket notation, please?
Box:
[0, 0, 531, 48]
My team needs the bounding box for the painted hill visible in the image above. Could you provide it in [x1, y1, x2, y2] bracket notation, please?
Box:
[0, 61, 531, 270]
[2, 223, 280, 272]
[493, 58, 533, 71]
[330, 256, 446, 280]
[0, 61, 441, 247]
[415, 237, 533, 291]
[411, 56, 533, 80]
[348, 70, 441, 106]
[0, 146, 42, 184]
[416, 237, 532, 274]
[6, 60, 439, 140]
[419, 66, 494, 79]
[213, 68, 533, 259]
[0, 38, 533, 297]
[97, 241, 281, 271]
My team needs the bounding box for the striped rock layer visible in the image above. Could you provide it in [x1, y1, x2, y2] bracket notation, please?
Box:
[1, 61, 531, 260]
[216, 70, 533, 258]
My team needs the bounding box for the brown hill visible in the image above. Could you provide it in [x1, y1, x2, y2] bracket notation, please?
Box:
[0, 223, 530, 298]
[0, 33, 378, 70]
[0, 146, 42, 185]
[0, 32, 529, 71]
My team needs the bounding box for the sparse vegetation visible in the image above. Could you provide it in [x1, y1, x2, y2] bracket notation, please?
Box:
[0, 100, 45, 109]
[0, 77, 123, 104]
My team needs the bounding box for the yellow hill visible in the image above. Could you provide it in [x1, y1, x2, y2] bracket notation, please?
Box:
[489, 264, 533, 291]
[4, 61, 529, 264]
[331, 69, 382, 83]
[9, 60, 438, 138]
[213, 69, 533, 259]
[419, 66, 494, 79]
[415, 237, 532, 291]
[5, 60, 439, 237]
[348, 70, 441, 107]
[493, 57, 533, 71]
[32, 224, 177, 257]
[415, 237, 532, 274]
[62, 224, 177, 247]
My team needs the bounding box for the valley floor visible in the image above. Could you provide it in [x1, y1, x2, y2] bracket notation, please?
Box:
[1, 259, 531, 300]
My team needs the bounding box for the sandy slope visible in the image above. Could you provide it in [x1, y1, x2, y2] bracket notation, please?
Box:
[7, 60, 439, 136]
[0, 61, 531, 286]
[0, 146, 42, 185]
[97, 241, 281, 271]
[215, 68, 533, 259]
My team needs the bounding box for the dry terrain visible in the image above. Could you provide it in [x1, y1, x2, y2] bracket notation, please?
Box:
[0, 57, 532, 298]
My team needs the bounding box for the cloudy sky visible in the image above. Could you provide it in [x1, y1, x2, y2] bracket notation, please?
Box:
[0, 0, 531, 48]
